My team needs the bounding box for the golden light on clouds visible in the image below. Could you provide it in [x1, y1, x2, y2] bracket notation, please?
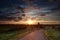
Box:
[0, 20, 60, 24]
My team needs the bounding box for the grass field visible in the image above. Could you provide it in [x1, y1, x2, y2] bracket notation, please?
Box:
[0, 28, 32, 40]
[0, 24, 60, 40]
[0, 28, 60, 40]
[45, 29, 60, 40]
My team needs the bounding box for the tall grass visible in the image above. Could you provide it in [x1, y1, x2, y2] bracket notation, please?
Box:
[45, 29, 60, 40]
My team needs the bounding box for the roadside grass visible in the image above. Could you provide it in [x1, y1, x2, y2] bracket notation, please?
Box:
[0, 28, 33, 40]
[10, 28, 34, 40]
[45, 29, 60, 40]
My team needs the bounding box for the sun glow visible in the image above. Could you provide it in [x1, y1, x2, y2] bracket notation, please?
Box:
[26, 19, 36, 25]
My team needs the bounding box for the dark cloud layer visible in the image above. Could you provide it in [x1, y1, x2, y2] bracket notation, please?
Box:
[0, 0, 60, 21]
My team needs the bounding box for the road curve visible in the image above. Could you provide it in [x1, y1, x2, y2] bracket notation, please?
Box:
[19, 29, 47, 40]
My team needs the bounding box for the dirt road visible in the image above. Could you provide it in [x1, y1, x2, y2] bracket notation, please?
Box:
[19, 29, 47, 40]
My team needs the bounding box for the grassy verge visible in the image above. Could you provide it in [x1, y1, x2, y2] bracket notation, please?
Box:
[45, 29, 60, 40]
[0, 28, 33, 40]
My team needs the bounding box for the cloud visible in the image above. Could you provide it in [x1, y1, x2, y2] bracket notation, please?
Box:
[39, 7, 60, 21]
[0, 6, 24, 21]
[0, 0, 60, 22]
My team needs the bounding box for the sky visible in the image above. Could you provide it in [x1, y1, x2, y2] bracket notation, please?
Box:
[0, 0, 60, 24]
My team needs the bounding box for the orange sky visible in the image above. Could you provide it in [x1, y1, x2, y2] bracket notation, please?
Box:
[0, 20, 60, 24]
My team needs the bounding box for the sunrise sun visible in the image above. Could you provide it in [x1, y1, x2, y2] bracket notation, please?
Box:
[26, 19, 36, 25]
